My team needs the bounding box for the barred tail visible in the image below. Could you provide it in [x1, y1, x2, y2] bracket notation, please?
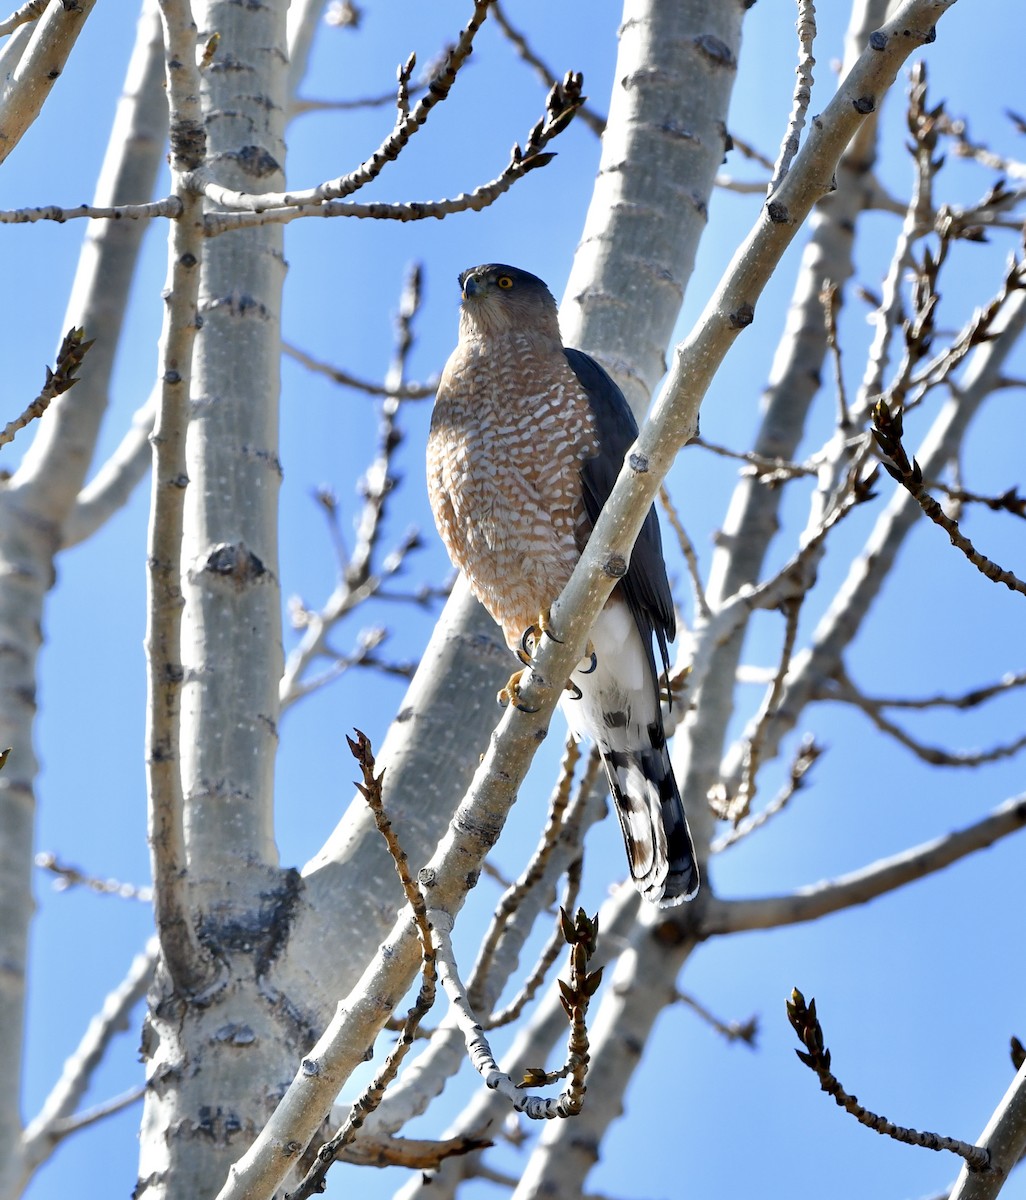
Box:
[600, 731, 699, 907]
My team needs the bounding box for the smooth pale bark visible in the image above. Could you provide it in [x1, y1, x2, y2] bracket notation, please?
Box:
[0, 0, 96, 167]
[560, 0, 745, 416]
[136, 0, 294, 1195]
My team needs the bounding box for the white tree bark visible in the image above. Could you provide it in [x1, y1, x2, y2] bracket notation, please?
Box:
[136, 0, 296, 1194]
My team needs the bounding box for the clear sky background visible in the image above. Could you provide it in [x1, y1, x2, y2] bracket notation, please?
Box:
[1, 2, 1024, 1199]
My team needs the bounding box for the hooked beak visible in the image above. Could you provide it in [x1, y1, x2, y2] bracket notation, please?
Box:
[461, 272, 484, 300]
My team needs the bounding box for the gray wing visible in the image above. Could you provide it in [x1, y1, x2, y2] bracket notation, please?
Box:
[564, 347, 676, 677]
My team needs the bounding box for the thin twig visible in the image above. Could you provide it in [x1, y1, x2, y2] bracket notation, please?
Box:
[291, 731, 438, 1199]
[711, 735, 822, 853]
[820, 281, 851, 430]
[203, 72, 584, 233]
[787, 988, 991, 1170]
[481, 750, 603, 1030]
[872, 399, 1026, 597]
[468, 736, 581, 1013]
[0, 327, 93, 450]
[829, 667, 1026, 712]
[282, 340, 436, 399]
[692, 435, 817, 482]
[34, 852, 153, 902]
[675, 990, 758, 1047]
[828, 666, 1026, 766]
[432, 906, 600, 1120]
[766, 0, 817, 198]
[713, 596, 803, 823]
[491, 0, 604, 136]
[280, 267, 430, 709]
[658, 485, 711, 619]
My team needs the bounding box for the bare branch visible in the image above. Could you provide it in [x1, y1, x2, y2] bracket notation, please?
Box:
[21, 941, 156, 1174]
[675, 990, 758, 1047]
[658, 485, 710, 619]
[826, 667, 1026, 767]
[432, 905, 599, 1120]
[282, 340, 436, 399]
[195, 0, 501, 211]
[0, 0, 47, 38]
[704, 795, 1026, 935]
[872, 397, 1026, 597]
[491, 0, 605, 136]
[203, 71, 584, 233]
[951, 1061, 1026, 1200]
[289, 732, 438, 1200]
[824, 667, 1026, 712]
[0, 328, 93, 451]
[280, 267, 431, 709]
[692, 434, 817, 482]
[766, 0, 817, 197]
[62, 394, 155, 549]
[0, 0, 96, 167]
[714, 595, 803, 823]
[146, 0, 216, 996]
[711, 735, 822, 853]
[34, 853, 153, 903]
[468, 736, 581, 1014]
[0, 196, 180, 225]
[787, 988, 990, 1170]
[337, 1130, 492, 1170]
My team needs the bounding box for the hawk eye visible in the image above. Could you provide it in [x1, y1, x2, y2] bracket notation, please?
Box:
[497, 275, 514, 289]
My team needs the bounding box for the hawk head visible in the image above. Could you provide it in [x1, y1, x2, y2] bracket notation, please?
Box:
[456, 263, 559, 339]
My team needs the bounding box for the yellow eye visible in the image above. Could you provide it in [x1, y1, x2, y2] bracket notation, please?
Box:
[497, 275, 514, 289]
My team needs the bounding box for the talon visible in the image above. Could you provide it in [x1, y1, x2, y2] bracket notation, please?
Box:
[564, 680, 583, 701]
[579, 647, 598, 675]
[519, 625, 538, 663]
[537, 607, 563, 645]
[498, 669, 540, 714]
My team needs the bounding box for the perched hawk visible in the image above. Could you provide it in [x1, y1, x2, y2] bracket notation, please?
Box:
[427, 264, 698, 906]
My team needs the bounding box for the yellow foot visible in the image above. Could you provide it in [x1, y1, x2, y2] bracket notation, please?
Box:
[497, 669, 540, 713]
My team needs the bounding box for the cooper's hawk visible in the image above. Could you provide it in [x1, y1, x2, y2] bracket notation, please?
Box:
[427, 264, 698, 906]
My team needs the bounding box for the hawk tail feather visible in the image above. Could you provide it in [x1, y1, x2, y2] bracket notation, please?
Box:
[600, 732, 699, 907]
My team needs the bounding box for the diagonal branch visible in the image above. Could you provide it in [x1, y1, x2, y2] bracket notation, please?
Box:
[950, 1060, 1026, 1200]
[203, 72, 583, 233]
[21, 940, 156, 1175]
[0, 328, 93, 451]
[787, 988, 990, 1169]
[703, 795, 1026, 935]
[872, 395, 1026, 597]
[0, 0, 96, 167]
[192, 0, 497, 212]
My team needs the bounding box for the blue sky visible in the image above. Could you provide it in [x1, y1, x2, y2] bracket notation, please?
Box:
[2, 3, 1024, 1199]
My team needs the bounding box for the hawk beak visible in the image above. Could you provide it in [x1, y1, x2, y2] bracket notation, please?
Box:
[462, 274, 483, 300]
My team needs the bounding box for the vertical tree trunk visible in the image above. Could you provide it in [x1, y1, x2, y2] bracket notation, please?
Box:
[137, 1, 298, 1194]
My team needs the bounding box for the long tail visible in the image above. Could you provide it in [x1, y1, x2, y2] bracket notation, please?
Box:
[599, 730, 698, 906]
[561, 600, 699, 907]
